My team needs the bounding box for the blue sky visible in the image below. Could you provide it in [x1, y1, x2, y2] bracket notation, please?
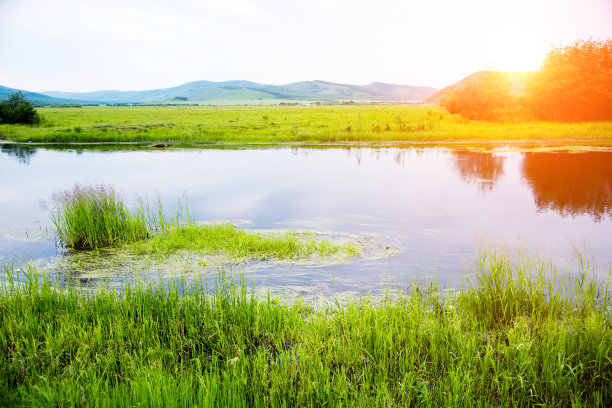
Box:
[0, 0, 610, 92]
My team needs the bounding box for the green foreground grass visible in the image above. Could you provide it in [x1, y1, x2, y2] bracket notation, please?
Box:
[0, 254, 610, 407]
[2, 105, 612, 144]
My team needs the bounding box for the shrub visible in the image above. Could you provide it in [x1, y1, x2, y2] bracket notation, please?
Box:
[0, 91, 40, 124]
[440, 71, 517, 120]
[527, 38, 612, 121]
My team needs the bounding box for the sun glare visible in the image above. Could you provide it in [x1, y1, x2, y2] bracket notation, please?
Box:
[487, 30, 548, 73]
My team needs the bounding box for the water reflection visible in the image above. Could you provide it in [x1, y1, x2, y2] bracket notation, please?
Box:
[522, 152, 612, 221]
[0, 143, 37, 165]
[3, 144, 611, 224]
[452, 150, 505, 191]
[0, 142, 194, 163]
[1, 143, 611, 281]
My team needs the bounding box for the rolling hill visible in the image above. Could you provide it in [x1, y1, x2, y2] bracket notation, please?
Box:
[42, 81, 263, 104]
[425, 71, 531, 104]
[37, 80, 438, 104]
[0, 85, 95, 105]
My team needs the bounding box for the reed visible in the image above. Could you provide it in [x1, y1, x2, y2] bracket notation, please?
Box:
[0, 253, 610, 407]
[459, 252, 611, 328]
[49, 184, 171, 249]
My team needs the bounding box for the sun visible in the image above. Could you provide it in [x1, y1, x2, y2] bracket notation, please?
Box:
[482, 27, 549, 73]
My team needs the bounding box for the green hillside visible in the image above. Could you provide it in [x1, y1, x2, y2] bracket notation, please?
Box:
[0, 85, 94, 105]
[188, 86, 289, 101]
[42, 81, 262, 104]
[425, 71, 531, 104]
[36, 80, 438, 104]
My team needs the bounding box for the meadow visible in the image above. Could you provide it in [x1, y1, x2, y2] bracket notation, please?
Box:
[1, 105, 612, 144]
[0, 253, 610, 407]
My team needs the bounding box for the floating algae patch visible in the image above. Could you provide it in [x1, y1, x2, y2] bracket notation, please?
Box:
[353, 233, 402, 260]
[48, 247, 234, 286]
[49, 246, 157, 286]
[129, 222, 361, 261]
[248, 283, 365, 304]
[43, 226, 371, 287]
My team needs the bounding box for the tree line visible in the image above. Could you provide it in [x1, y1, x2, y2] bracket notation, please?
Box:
[440, 39, 612, 121]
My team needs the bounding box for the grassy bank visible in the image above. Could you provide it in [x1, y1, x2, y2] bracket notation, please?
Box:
[1, 254, 610, 407]
[2, 105, 612, 144]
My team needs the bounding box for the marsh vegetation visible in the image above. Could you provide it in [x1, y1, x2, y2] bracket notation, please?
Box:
[1, 143, 610, 406]
[50, 184, 164, 249]
[50, 184, 358, 261]
[0, 253, 610, 407]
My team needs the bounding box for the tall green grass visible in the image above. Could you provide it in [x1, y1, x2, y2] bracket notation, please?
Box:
[49, 184, 174, 249]
[460, 252, 611, 328]
[0, 254, 610, 407]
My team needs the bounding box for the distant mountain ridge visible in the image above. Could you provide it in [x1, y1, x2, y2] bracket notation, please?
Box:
[0, 85, 94, 105]
[36, 80, 438, 104]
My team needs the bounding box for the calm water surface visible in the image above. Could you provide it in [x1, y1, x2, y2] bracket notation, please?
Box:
[1, 143, 611, 299]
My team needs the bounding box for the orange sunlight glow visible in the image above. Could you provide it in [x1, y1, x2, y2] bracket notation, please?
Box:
[479, 27, 549, 73]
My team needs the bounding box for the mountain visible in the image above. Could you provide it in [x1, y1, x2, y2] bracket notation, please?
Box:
[0, 85, 94, 105]
[425, 71, 531, 104]
[38, 80, 438, 104]
[43, 81, 263, 104]
[256, 80, 438, 102]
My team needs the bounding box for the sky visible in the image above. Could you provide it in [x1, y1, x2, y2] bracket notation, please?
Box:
[0, 0, 611, 92]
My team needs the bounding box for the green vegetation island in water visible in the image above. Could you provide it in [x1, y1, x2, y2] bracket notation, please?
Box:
[49, 183, 359, 261]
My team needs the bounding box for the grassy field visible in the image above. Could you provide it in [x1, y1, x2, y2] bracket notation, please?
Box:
[0, 254, 610, 407]
[1, 105, 612, 144]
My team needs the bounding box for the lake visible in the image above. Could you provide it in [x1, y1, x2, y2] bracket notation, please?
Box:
[1, 143, 611, 299]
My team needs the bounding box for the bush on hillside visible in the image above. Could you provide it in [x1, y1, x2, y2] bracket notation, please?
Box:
[527, 38, 612, 121]
[440, 71, 517, 120]
[441, 39, 611, 122]
[0, 91, 40, 124]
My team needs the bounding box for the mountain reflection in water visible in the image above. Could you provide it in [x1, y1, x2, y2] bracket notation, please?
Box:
[521, 151, 612, 221]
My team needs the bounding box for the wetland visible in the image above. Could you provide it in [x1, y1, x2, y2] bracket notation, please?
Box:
[1, 120, 611, 406]
[1, 142, 610, 298]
